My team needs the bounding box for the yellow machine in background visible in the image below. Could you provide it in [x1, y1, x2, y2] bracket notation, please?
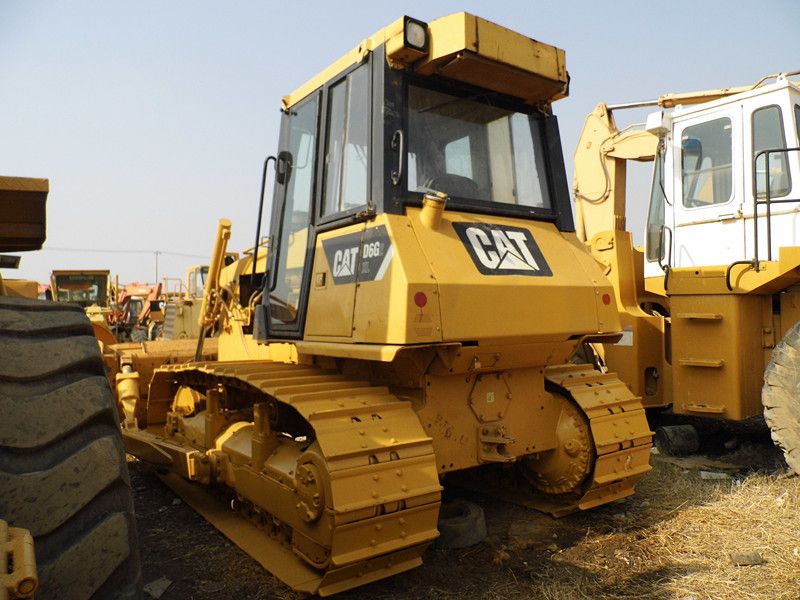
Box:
[120, 14, 652, 595]
[159, 264, 210, 340]
[573, 72, 800, 466]
[50, 268, 119, 345]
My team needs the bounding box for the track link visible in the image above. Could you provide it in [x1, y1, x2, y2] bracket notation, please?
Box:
[129, 360, 442, 596]
[454, 364, 653, 517]
[543, 364, 653, 515]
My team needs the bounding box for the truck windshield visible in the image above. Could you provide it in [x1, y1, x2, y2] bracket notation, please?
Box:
[645, 144, 667, 263]
[53, 274, 108, 307]
[406, 84, 552, 209]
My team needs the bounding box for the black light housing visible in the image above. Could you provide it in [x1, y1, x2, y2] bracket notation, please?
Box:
[386, 16, 429, 67]
[404, 16, 428, 53]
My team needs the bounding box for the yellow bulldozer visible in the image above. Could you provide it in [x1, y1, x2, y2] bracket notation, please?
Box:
[49, 268, 120, 346]
[0, 176, 142, 599]
[573, 71, 800, 466]
[117, 13, 652, 596]
[158, 264, 211, 340]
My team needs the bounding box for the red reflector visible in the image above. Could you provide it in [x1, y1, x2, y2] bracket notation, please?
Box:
[414, 292, 428, 308]
[602, 293, 611, 305]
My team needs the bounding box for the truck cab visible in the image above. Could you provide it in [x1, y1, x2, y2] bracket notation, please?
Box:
[644, 75, 800, 278]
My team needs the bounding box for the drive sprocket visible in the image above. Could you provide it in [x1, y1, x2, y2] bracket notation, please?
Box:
[520, 393, 594, 495]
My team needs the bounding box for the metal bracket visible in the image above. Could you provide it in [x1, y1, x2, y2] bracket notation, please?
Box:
[477, 423, 516, 463]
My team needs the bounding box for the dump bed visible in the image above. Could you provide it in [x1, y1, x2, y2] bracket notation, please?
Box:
[0, 176, 49, 252]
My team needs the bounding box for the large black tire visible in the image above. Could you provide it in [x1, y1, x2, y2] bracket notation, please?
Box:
[0, 297, 142, 599]
[762, 321, 800, 474]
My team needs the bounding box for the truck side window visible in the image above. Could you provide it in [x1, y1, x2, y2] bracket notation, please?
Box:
[795, 104, 800, 142]
[646, 145, 666, 262]
[753, 105, 791, 198]
[322, 64, 369, 216]
[681, 117, 732, 207]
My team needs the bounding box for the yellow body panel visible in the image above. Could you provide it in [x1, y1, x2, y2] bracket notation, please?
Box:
[306, 211, 620, 346]
[283, 13, 567, 109]
[407, 208, 619, 343]
[0, 279, 38, 299]
[669, 294, 768, 419]
[415, 13, 568, 104]
[305, 223, 363, 339]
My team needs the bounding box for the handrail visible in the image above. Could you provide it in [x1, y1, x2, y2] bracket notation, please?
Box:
[752, 147, 800, 263]
[252, 156, 276, 282]
[724, 146, 799, 291]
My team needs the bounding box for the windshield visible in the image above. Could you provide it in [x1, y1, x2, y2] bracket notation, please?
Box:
[406, 85, 551, 209]
[53, 273, 108, 307]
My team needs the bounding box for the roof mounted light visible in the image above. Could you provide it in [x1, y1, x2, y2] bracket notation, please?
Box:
[404, 17, 428, 52]
[386, 16, 429, 68]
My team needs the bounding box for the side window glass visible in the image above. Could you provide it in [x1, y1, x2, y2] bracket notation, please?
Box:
[795, 104, 800, 142]
[646, 146, 666, 262]
[753, 105, 791, 198]
[681, 117, 732, 207]
[445, 136, 472, 177]
[322, 64, 369, 216]
[270, 97, 318, 328]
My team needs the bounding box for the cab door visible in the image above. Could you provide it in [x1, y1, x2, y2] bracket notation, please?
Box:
[304, 62, 372, 339]
[671, 107, 745, 268]
[266, 94, 319, 338]
[742, 96, 800, 260]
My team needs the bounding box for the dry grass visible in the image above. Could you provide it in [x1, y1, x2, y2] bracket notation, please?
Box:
[541, 463, 800, 600]
[133, 449, 800, 600]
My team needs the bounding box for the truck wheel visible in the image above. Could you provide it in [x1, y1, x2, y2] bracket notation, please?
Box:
[0, 297, 142, 599]
[763, 322, 800, 474]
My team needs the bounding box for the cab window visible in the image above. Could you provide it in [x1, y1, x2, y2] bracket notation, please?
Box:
[795, 104, 800, 142]
[681, 117, 732, 207]
[406, 85, 551, 208]
[322, 64, 369, 216]
[646, 145, 667, 262]
[269, 97, 318, 328]
[753, 105, 791, 198]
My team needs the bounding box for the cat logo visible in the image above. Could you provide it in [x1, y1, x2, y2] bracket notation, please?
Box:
[332, 247, 359, 278]
[453, 222, 552, 277]
[323, 226, 394, 285]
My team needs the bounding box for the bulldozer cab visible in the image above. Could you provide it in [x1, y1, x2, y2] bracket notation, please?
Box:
[186, 265, 208, 299]
[261, 13, 573, 340]
[643, 75, 800, 277]
[50, 269, 110, 308]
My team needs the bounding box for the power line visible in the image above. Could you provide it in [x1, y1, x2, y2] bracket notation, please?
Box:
[43, 246, 207, 259]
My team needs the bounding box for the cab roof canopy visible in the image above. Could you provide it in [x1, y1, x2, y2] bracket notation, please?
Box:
[283, 12, 568, 109]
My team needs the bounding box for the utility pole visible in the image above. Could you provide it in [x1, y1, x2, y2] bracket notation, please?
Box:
[155, 250, 161, 283]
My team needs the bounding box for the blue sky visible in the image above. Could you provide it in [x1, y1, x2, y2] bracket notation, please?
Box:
[2, 0, 799, 283]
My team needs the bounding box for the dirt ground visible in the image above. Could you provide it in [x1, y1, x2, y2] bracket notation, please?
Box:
[132, 426, 799, 600]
